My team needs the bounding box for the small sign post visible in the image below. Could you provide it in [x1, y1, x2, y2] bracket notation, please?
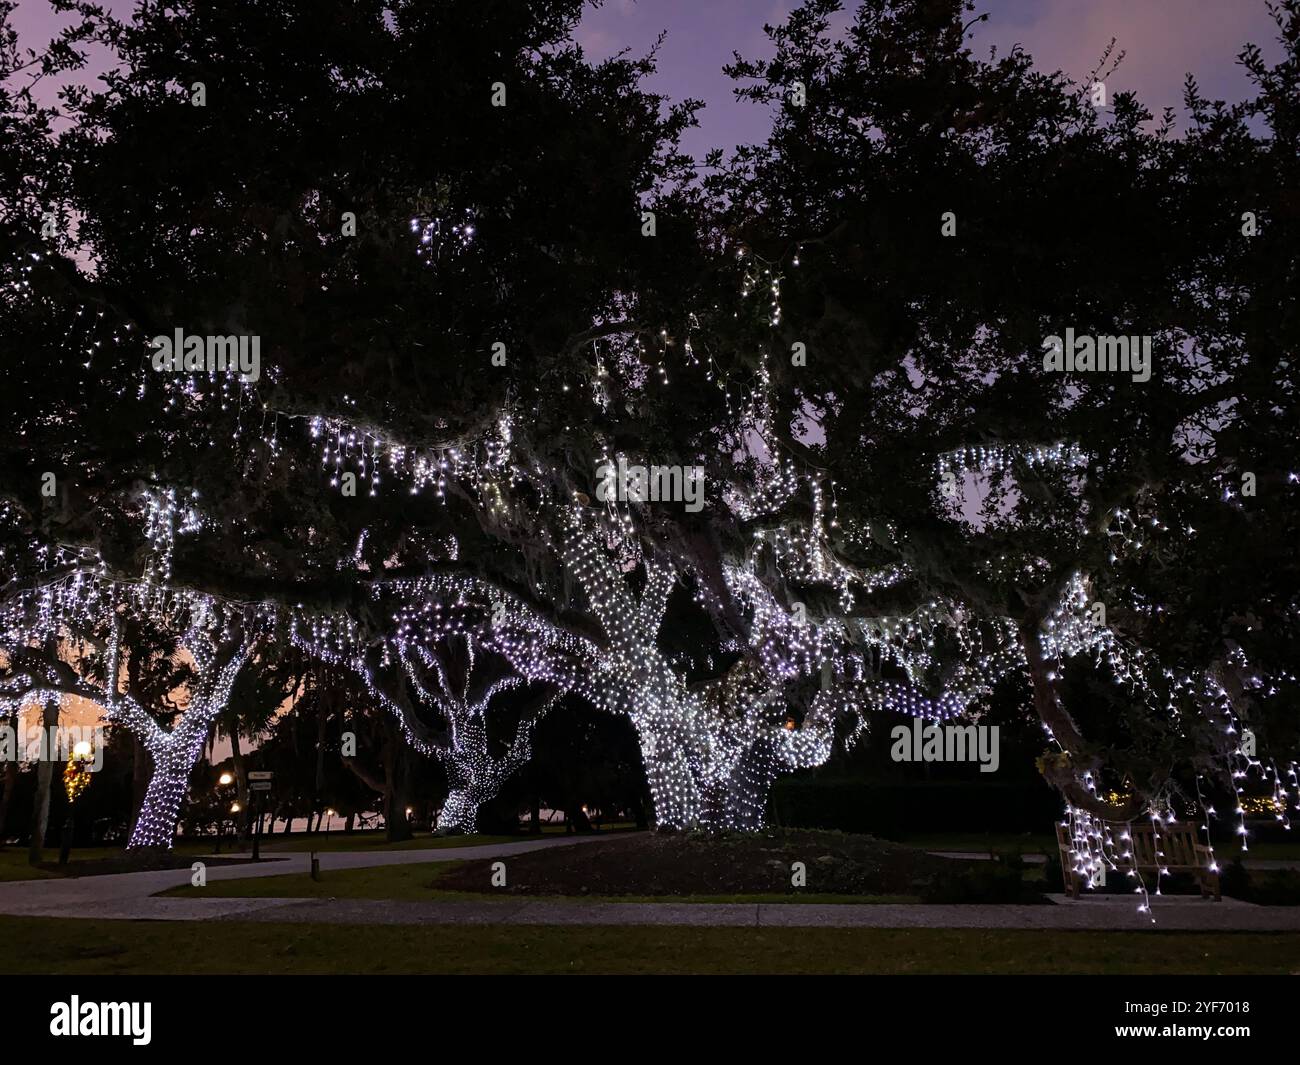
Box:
[252, 797, 263, 861]
[248, 772, 273, 861]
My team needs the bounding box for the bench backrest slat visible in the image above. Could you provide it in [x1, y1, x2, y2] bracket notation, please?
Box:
[1056, 821, 1206, 873]
[1130, 822, 1200, 868]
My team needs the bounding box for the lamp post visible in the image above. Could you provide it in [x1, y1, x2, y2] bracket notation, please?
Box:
[214, 772, 235, 853]
[57, 740, 94, 866]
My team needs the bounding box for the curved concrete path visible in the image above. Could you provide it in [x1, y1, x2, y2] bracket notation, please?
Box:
[211, 894, 1300, 930]
[0, 836, 611, 921]
[2, 835, 1298, 929]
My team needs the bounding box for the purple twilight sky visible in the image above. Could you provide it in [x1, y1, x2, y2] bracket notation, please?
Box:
[11, 0, 1288, 161]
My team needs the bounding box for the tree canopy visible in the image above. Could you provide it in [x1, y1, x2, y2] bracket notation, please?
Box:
[1, 0, 1296, 863]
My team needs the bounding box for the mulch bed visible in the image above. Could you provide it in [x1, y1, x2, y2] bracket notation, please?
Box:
[435, 829, 971, 897]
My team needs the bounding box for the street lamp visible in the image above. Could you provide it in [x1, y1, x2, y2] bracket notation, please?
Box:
[59, 740, 95, 866]
[214, 771, 237, 853]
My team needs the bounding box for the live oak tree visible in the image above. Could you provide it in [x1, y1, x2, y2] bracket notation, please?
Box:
[706, 0, 1300, 841]
[1, 0, 1295, 853]
[396, 633, 560, 833]
[0, 0, 723, 836]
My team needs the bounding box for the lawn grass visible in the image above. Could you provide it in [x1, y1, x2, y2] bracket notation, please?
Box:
[255, 824, 638, 851]
[0, 843, 214, 882]
[2, 915, 1296, 974]
[1223, 840, 1300, 862]
[256, 831, 527, 853]
[898, 833, 1058, 854]
[165, 861, 487, 901]
[8, 827, 1288, 886]
[899, 833, 1300, 863]
[0, 849, 59, 882]
[159, 861, 918, 904]
[0, 831, 576, 878]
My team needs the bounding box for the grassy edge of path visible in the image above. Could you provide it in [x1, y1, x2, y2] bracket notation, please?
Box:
[158, 859, 920, 904]
[3, 916, 1298, 975]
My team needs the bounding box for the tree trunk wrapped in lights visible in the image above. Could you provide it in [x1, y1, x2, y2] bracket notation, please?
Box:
[562, 525, 834, 831]
[123, 628, 251, 850]
[296, 577, 589, 835]
[397, 636, 558, 834]
[1, 0, 1297, 888]
[0, 591, 254, 851]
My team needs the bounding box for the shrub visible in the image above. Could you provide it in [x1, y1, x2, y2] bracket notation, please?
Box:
[919, 858, 1036, 904]
[1246, 869, 1300, 906]
[1039, 849, 1065, 892]
[1221, 858, 1251, 899]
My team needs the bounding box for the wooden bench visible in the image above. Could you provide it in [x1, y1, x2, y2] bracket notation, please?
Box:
[1056, 821, 1220, 900]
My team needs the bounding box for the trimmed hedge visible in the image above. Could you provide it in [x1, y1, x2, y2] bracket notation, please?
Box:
[769, 777, 1062, 837]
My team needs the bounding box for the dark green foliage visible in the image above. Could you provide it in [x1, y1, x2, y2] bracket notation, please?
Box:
[918, 855, 1041, 904]
[2, 0, 1297, 828]
[1039, 849, 1065, 893]
[771, 777, 1062, 835]
[1221, 859, 1300, 905]
[1221, 857, 1252, 899]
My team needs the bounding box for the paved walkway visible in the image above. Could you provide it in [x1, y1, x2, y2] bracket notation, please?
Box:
[2, 836, 1298, 930]
[212, 894, 1300, 930]
[220, 894, 1300, 931]
[0, 836, 610, 921]
[928, 850, 1299, 871]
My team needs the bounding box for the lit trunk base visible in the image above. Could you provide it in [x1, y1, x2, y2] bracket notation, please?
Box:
[436, 788, 482, 834]
[127, 760, 189, 850]
[637, 724, 776, 833]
